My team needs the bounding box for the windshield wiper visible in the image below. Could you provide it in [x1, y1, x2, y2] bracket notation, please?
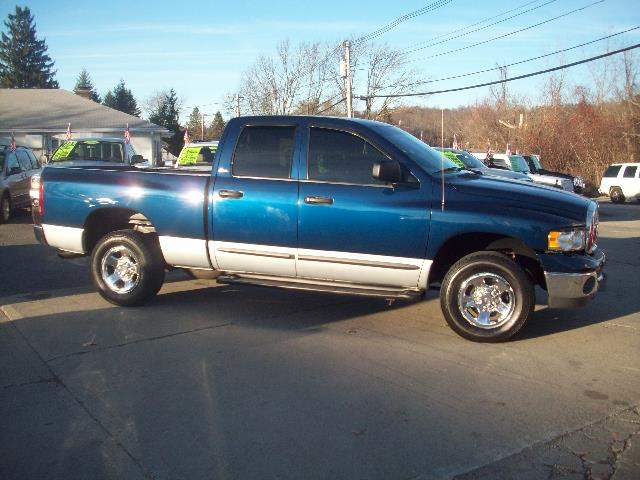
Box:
[433, 166, 463, 174]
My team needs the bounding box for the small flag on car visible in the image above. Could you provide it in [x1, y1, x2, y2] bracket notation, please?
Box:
[124, 123, 130, 144]
[506, 143, 512, 155]
[65, 122, 72, 141]
[184, 128, 191, 145]
[10, 132, 16, 152]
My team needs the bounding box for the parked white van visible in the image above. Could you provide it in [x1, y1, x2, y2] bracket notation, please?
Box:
[599, 163, 640, 203]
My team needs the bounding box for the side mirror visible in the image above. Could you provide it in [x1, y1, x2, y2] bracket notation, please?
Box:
[130, 154, 145, 165]
[372, 160, 402, 184]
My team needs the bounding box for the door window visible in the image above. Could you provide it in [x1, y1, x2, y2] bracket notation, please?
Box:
[16, 150, 33, 171]
[623, 166, 637, 178]
[308, 128, 387, 185]
[7, 153, 22, 175]
[232, 126, 295, 179]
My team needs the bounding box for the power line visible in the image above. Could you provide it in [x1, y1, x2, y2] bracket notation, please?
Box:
[400, 0, 557, 55]
[354, 0, 453, 46]
[399, 0, 545, 52]
[358, 43, 640, 99]
[380, 26, 640, 91]
[407, 0, 605, 62]
[316, 97, 346, 115]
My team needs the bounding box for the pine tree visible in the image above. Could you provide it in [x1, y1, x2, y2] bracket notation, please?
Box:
[186, 106, 201, 137]
[209, 111, 226, 140]
[148, 88, 181, 154]
[103, 79, 140, 116]
[74, 68, 100, 102]
[0, 6, 58, 88]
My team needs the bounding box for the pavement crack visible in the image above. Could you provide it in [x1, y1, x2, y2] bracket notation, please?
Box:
[46, 322, 234, 363]
[1, 377, 59, 390]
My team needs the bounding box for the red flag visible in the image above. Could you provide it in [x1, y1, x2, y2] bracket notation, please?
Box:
[10, 132, 17, 152]
[183, 128, 191, 145]
[124, 123, 131, 144]
[506, 143, 512, 155]
[65, 122, 72, 141]
[452, 134, 459, 150]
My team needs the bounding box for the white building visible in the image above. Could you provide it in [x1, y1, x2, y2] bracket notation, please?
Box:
[0, 89, 169, 164]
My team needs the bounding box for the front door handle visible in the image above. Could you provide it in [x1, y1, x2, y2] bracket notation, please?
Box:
[304, 195, 333, 205]
[218, 189, 244, 199]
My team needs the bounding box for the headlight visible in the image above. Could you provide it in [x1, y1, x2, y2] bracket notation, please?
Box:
[548, 229, 586, 252]
[585, 202, 598, 253]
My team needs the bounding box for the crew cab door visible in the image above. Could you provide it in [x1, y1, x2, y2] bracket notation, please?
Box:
[297, 126, 431, 288]
[210, 124, 300, 277]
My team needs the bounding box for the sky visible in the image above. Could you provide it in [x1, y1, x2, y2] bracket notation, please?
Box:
[1, 0, 639, 121]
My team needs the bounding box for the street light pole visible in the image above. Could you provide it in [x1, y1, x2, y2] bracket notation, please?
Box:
[201, 112, 207, 141]
[343, 40, 353, 118]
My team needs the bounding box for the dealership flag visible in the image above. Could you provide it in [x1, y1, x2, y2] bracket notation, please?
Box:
[124, 124, 131, 144]
[452, 134, 459, 150]
[10, 132, 16, 152]
[65, 122, 72, 141]
[184, 128, 191, 145]
[506, 143, 512, 155]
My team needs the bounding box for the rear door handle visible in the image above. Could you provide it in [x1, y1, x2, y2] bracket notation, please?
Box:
[304, 195, 333, 205]
[218, 189, 244, 199]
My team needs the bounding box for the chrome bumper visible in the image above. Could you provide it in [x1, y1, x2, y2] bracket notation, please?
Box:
[545, 269, 606, 308]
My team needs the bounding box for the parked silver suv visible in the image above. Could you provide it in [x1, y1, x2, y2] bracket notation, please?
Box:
[0, 144, 41, 223]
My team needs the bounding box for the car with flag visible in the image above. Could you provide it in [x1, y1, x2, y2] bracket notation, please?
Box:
[1, 140, 41, 223]
[433, 148, 531, 182]
[522, 154, 585, 194]
[49, 138, 146, 166]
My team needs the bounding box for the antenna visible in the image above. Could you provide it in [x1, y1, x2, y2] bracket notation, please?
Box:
[441, 108, 445, 211]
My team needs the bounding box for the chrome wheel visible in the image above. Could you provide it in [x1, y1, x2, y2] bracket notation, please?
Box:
[101, 245, 140, 294]
[457, 272, 516, 329]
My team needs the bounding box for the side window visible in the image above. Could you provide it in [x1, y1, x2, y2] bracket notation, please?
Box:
[232, 126, 295, 179]
[622, 166, 637, 178]
[308, 128, 387, 185]
[16, 150, 32, 171]
[27, 150, 40, 169]
[7, 153, 22, 174]
[603, 165, 622, 178]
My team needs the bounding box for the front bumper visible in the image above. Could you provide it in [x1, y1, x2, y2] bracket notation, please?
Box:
[543, 251, 606, 308]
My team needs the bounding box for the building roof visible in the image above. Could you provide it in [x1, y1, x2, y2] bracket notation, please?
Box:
[0, 89, 169, 134]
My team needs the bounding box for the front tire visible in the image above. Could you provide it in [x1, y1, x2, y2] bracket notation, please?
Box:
[91, 230, 165, 306]
[440, 251, 534, 342]
[1, 194, 10, 223]
[610, 187, 625, 204]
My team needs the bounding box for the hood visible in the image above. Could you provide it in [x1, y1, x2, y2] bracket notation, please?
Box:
[446, 173, 591, 222]
[480, 168, 530, 181]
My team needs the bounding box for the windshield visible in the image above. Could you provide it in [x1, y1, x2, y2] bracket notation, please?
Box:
[177, 145, 216, 166]
[508, 155, 531, 173]
[530, 154, 542, 170]
[51, 140, 125, 163]
[374, 126, 459, 175]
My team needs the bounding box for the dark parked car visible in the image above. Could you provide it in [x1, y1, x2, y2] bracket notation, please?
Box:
[0, 144, 41, 223]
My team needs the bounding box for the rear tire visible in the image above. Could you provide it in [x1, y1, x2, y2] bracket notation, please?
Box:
[91, 230, 165, 306]
[610, 187, 625, 204]
[1, 194, 10, 223]
[440, 251, 534, 342]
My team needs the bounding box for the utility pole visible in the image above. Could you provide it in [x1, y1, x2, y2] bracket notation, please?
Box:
[343, 40, 353, 118]
[201, 112, 207, 141]
[235, 95, 243, 117]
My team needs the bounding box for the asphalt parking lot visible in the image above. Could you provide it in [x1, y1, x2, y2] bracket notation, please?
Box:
[1, 199, 639, 480]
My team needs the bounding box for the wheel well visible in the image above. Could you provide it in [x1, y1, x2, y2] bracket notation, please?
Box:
[83, 209, 156, 254]
[429, 233, 545, 288]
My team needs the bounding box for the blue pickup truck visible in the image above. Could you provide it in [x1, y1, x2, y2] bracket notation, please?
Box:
[31, 116, 605, 342]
